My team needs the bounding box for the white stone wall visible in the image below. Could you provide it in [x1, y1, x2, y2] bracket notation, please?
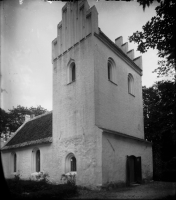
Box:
[1, 144, 53, 180]
[94, 37, 144, 139]
[1, 1, 153, 188]
[52, 29, 103, 186]
[1, 152, 11, 178]
[102, 131, 153, 185]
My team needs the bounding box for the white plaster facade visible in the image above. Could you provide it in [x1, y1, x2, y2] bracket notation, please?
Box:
[1, 0, 153, 188]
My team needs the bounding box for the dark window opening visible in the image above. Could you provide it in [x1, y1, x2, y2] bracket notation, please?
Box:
[14, 153, 17, 172]
[72, 64, 76, 82]
[36, 150, 40, 172]
[70, 156, 76, 172]
[108, 63, 111, 80]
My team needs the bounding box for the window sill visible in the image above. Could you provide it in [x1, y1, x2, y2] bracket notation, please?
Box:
[67, 80, 76, 85]
[108, 79, 117, 86]
[65, 171, 77, 175]
[129, 92, 135, 97]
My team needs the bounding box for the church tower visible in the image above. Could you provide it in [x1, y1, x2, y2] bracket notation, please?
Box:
[52, 1, 102, 186]
[52, 0, 153, 187]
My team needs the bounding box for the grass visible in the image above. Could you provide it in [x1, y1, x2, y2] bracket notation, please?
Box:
[6, 179, 78, 199]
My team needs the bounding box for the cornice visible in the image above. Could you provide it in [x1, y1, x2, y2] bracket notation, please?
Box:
[52, 33, 92, 62]
[2, 137, 52, 151]
[98, 127, 152, 145]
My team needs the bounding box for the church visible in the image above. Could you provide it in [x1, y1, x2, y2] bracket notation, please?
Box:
[1, 0, 153, 187]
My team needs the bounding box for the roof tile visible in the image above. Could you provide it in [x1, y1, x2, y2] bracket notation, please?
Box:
[5, 112, 52, 147]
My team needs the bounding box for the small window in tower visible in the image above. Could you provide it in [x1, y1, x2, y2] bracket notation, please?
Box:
[108, 62, 112, 80]
[107, 58, 117, 84]
[68, 62, 76, 84]
[128, 73, 135, 96]
[72, 64, 76, 82]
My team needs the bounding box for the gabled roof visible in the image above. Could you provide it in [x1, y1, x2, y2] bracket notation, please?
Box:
[2, 112, 52, 150]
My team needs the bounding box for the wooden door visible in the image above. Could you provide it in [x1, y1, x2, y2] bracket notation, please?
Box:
[127, 155, 142, 185]
[135, 156, 142, 183]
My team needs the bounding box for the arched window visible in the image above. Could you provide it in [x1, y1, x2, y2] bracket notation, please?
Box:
[36, 150, 40, 172]
[108, 62, 112, 81]
[14, 153, 17, 172]
[32, 148, 41, 173]
[72, 63, 76, 82]
[68, 62, 76, 83]
[65, 153, 77, 173]
[70, 156, 76, 171]
[107, 58, 116, 84]
[128, 73, 134, 95]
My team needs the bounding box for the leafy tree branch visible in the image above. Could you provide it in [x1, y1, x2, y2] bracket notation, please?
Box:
[129, 0, 175, 78]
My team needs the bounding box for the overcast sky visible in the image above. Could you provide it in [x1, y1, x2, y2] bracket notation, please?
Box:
[1, 0, 162, 111]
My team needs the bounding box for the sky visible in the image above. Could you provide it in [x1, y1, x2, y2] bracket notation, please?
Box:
[1, 0, 162, 112]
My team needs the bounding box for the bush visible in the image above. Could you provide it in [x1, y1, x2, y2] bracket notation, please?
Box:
[6, 179, 78, 199]
[61, 172, 76, 186]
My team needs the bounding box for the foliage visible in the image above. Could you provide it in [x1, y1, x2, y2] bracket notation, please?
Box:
[6, 179, 78, 199]
[0, 108, 9, 135]
[0, 105, 48, 142]
[30, 171, 50, 183]
[61, 172, 76, 186]
[143, 80, 176, 161]
[14, 172, 21, 181]
[129, 0, 176, 78]
[36, 172, 49, 182]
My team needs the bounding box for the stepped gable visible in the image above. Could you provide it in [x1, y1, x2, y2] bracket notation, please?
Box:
[52, 0, 98, 61]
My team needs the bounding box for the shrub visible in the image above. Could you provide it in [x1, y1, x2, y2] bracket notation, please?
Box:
[6, 179, 78, 199]
[14, 173, 21, 181]
[30, 171, 50, 183]
[102, 181, 126, 191]
[61, 172, 76, 186]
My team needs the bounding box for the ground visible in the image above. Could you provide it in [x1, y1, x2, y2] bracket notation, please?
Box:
[70, 181, 176, 199]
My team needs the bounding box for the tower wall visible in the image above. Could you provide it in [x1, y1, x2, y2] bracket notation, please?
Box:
[51, 1, 102, 187]
[94, 36, 144, 139]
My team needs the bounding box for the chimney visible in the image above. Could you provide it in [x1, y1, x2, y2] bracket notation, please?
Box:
[25, 115, 30, 122]
[1, 138, 5, 149]
[30, 114, 35, 119]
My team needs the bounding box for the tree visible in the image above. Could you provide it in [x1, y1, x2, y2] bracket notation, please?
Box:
[0, 105, 48, 142]
[129, 0, 176, 78]
[143, 80, 176, 180]
[143, 81, 176, 161]
[0, 108, 10, 141]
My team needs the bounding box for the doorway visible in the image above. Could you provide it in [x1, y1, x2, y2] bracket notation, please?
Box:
[127, 155, 142, 185]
